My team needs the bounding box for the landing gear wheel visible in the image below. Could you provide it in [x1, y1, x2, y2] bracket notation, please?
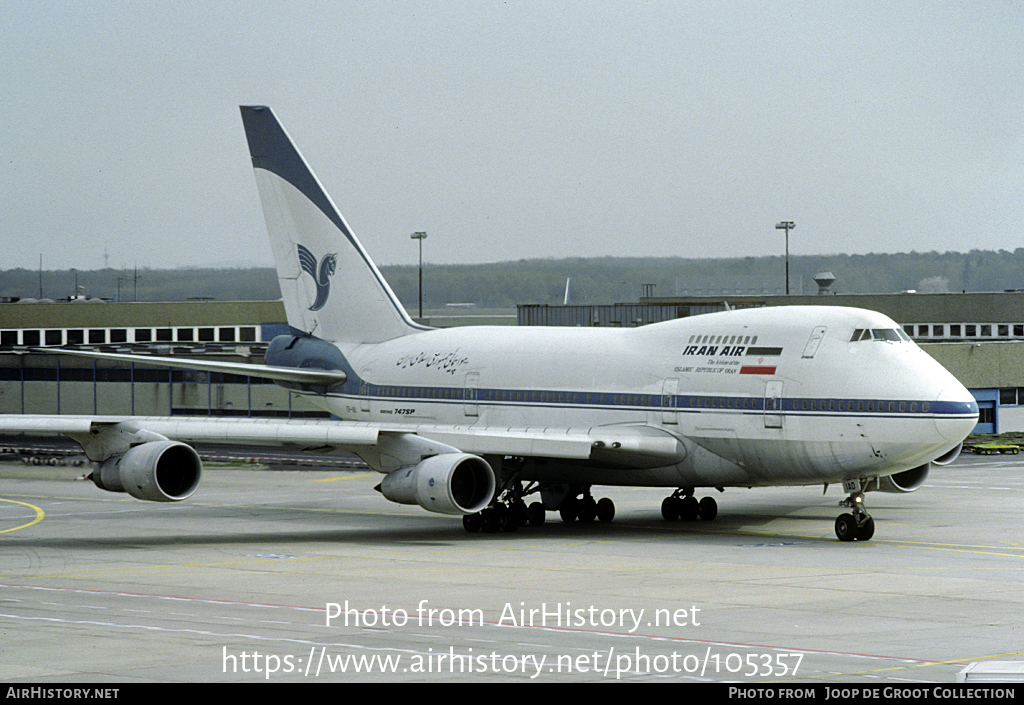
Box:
[835, 513, 858, 542]
[837, 484, 874, 541]
[506, 501, 528, 531]
[855, 516, 875, 541]
[698, 496, 718, 521]
[661, 496, 681, 521]
[596, 497, 615, 523]
[481, 505, 506, 533]
[577, 497, 598, 523]
[527, 502, 546, 527]
[679, 495, 700, 522]
[559, 497, 579, 523]
[463, 512, 482, 533]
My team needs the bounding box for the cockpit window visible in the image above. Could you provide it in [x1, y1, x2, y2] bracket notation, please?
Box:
[850, 328, 907, 343]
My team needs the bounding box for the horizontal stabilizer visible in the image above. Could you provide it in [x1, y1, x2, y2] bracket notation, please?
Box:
[43, 348, 346, 386]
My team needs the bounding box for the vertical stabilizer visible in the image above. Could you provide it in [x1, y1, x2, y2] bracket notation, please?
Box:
[240, 106, 422, 343]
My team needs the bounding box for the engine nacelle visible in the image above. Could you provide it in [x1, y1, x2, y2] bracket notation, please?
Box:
[378, 454, 496, 515]
[931, 442, 963, 466]
[876, 462, 930, 493]
[91, 441, 202, 502]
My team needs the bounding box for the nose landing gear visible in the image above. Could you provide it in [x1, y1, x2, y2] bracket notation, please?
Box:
[835, 480, 874, 541]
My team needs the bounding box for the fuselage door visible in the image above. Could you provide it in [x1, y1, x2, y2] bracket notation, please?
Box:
[802, 326, 827, 358]
[360, 368, 372, 412]
[662, 378, 679, 425]
[464, 372, 480, 417]
[764, 380, 783, 429]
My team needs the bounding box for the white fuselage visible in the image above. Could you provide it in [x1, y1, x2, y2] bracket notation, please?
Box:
[289, 306, 978, 489]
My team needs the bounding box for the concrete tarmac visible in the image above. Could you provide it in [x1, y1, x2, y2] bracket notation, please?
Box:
[1, 453, 1022, 683]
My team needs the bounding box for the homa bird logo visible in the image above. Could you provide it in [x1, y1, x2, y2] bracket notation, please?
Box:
[297, 244, 338, 311]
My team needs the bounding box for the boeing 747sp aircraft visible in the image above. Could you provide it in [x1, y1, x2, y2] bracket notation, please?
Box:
[0, 106, 979, 541]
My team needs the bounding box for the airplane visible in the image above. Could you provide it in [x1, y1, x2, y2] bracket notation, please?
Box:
[0, 106, 980, 541]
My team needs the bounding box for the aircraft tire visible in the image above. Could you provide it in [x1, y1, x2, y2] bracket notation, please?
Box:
[698, 496, 718, 521]
[559, 498, 579, 523]
[835, 513, 858, 542]
[463, 513, 482, 533]
[508, 501, 529, 529]
[577, 497, 597, 523]
[596, 497, 615, 522]
[855, 516, 875, 541]
[679, 496, 700, 521]
[661, 496, 681, 521]
[481, 506, 506, 533]
[527, 502, 546, 527]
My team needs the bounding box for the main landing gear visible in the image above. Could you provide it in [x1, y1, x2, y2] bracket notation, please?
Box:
[462, 481, 616, 534]
[661, 488, 718, 522]
[834, 480, 874, 542]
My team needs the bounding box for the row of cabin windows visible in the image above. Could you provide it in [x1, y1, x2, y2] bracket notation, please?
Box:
[691, 396, 931, 413]
[374, 384, 934, 414]
[687, 333, 759, 346]
[0, 327, 258, 347]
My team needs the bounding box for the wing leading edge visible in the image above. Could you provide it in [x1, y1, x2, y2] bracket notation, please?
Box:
[43, 348, 346, 386]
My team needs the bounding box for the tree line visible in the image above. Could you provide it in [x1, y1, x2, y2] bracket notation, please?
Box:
[3, 250, 1024, 308]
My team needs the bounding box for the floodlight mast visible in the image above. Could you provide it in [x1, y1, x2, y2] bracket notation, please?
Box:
[775, 222, 795, 295]
[411, 232, 427, 319]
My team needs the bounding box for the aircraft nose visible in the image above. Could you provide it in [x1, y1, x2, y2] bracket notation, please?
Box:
[935, 384, 979, 442]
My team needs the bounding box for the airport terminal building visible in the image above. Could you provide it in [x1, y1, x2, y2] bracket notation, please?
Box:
[0, 300, 320, 419]
[5, 292, 1024, 434]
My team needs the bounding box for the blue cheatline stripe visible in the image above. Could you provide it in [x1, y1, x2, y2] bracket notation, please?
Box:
[319, 382, 977, 419]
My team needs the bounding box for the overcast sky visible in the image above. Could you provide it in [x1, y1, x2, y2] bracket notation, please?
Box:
[3, 1, 1022, 271]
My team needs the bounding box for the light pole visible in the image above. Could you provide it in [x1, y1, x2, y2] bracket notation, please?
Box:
[775, 222, 795, 295]
[411, 231, 427, 318]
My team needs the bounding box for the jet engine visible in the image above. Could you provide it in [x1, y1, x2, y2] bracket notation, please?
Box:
[377, 453, 496, 515]
[876, 462, 929, 493]
[90, 440, 202, 502]
[930, 442, 963, 466]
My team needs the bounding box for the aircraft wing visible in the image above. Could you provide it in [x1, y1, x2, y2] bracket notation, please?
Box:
[0, 415, 686, 471]
[42, 348, 346, 386]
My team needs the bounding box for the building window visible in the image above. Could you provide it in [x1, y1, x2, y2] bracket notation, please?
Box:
[67, 330, 84, 345]
[45, 330, 63, 346]
[135, 329, 152, 342]
[23, 330, 40, 346]
[89, 329, 106, 344]
[177, 328, 194, 342]
[110, 329, 128, 343]
[1000, 388, 1018, 405]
